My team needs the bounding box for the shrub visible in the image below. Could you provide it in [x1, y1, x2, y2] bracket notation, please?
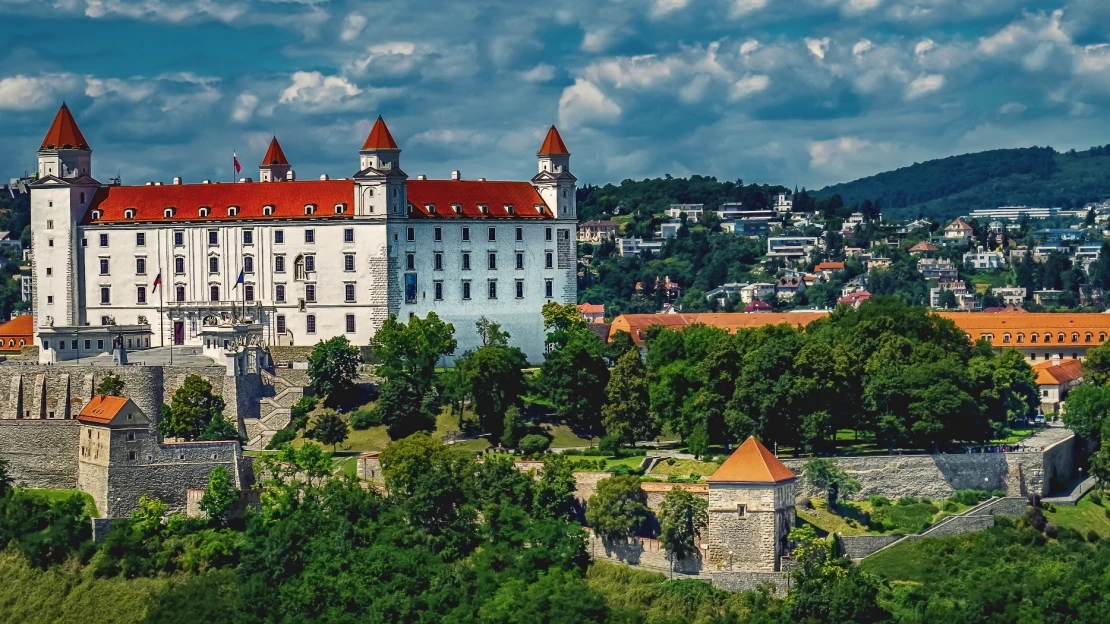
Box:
[990, 489, 1008, 498]
[610, 464, 643, 477]
[1042, 502, 1056, 513]
[1090, 491, 1103, 506]
[950, 489, 991, 506]
[942, 501, 959, 513]
[349, 408, 380, 431]
[869, 495, 891, 508]
[1087, 530, 1101, 543]
[519, 434, 551, 457]
[598, 435, 620, 456]
[896, 497, 920, 506]
[1044, 523, 1058, 539]
[870, 502, 939, 534]
[265, 428, 296, 449]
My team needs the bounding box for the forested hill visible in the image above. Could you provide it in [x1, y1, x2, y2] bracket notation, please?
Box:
[818, 145, 1110, 221]
[576, 175, 789, 223]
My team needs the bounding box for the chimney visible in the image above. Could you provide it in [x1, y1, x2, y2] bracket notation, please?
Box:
[145, 181, 153, 186]
[238, 177, 252, 183]
[477, 177, 486, 182]
[286, 170, 296, 182]
[172, 177, 182, 185]
[417, 174, 426, 180]
[319, 174, 329, 181]
[451, 170, 461, 180]
[153, 181, 163, 185]
[201, 179, 211, 184]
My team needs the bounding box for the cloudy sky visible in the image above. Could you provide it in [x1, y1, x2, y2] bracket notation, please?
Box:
[2, 0, 1109, 190]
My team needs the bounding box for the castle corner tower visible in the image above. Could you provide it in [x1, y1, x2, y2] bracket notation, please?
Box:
[531, 126, 576, 220]
[259, 136, 292, 182]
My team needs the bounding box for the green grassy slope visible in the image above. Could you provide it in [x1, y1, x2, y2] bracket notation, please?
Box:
[818, 145, 1110, 221]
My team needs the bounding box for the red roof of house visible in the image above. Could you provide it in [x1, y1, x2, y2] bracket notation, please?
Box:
[84, 179, 355, 224]
[40, 103, 89, 151]
[1033, 359, 1084, 385]
[261, 137, 289, 166]
[578, 303, 605, 315]
[744, 298, 772, 312]
[538, 126, 569, 155]
[910, 241, 938, 252]
[707, 437, 796, 484]
[837, 290, 872, 306]
[946, 217, 973, 232]
[0, 315, 32, 352]
[815, 262, 844, 271]
[406, 180, 552, 219]
[78, 395, 130, 425]
[362, 116, 399, 150]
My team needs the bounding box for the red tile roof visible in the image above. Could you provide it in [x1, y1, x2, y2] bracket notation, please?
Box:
[538, 126, 569, 155]
[578, 303, 605, 315]
[707, 437, 796, 484]
[261, 137, 289, 166]
[84, 180, 354, 224]
[1033, 359, 1084, 385]
[40, 103, 89, 151]
[838, 290, 872, 306]
[0, 315, 32, 352]
[406, 180, 551, 219]
[910, 241, 938, 252]
[815, 262, 844, 271]
[744, 298, 772, 312]
[362, 116, 399, 150]
[78, 395, 130, 425]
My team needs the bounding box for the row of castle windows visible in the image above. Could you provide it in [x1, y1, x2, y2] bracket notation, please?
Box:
[95, 203, 350, 221]
[983, 332, 1107, 344]
[405, 225, 554, 243]
[88, 227, 356, 248]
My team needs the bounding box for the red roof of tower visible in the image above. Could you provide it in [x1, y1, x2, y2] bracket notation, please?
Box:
[707, 436, 796, 484]
[362, 116, 399, 150]
[40, 103, 90, 151]
[261, 137, 289, 166]
[538, 126, 569, 155]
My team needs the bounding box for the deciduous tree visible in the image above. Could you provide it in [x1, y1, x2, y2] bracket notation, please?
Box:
[658, 487, 708, 559]
[159, 375, 230, 441]
[601, 349, 656, 448]
[585, 475, 650, 540]
[96, 373, 125, 397]
[308, 410, 349, 452]
[307, 336, 361, 403]
[199, 466, 238, 526]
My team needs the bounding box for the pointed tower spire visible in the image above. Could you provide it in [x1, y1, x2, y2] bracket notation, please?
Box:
[259, 136, 292, 182]
[538, 125, 569, 155]
[362, 115, 399, 150]
[40, 103, 90, 151]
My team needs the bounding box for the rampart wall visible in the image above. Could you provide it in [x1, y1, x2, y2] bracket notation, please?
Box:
[0, 420, 79, 489]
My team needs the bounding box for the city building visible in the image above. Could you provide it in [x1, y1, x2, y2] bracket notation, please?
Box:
[667, 204, 703, 221]
[577, 303, 605, 324]
[930, 281, 979, 311]
[943, 218, 974, 244]
[743, 298, 773, 313]
[720, 220, 769, 237]
[740, 283, 775, 304]
[837, 290, 872, 308]
[1032, 358, 1083, 414]
[29, 104, 576, 364]
[616, 237, 664, 257]
[967, 206, 1062, 221]
[991, 287, 1027, 307]
[578, 220, 619, 243]
[917, 257, 959, 281]
[767, 237, 819, 261]
[865, 257, 892, 273]
[772, 193, 793, 214]
[774, 276, 806, 299]
[963, 247, 1006, 270]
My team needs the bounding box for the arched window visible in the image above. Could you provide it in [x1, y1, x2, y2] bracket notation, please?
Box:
[1003, 333, 1011, 344]
[1073, 333, 1079, 342]
[294, 255, 306, 281]
[1101, 333, 1107, 342]
[1031, 334, 1038, 343]
[1017, 333, 1024, 343]
[1043, 333, 1051, 343]
[6, 339, 12, 347]
[1058, 332, 1066, 343]
[1086, 332, 1094, 342]
[199, 207, 210, 218]
[18, 340, 25, 347]
[91, 209, 102, 220]
[334, 203, 346, 214]
[304, 204, 316, 215]
[164, 208, 176, 218]
[263, 205, 274, 216]
[227, 206, 239, 217]
[124, 209, 135, 219]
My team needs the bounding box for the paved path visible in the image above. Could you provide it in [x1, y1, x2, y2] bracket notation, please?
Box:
[1044, 476, 1098, 506]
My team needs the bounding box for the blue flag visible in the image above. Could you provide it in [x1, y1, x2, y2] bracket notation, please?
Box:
[235, 269, 245, 288]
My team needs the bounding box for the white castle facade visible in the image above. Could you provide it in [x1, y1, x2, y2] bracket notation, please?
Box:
[29, 105, 578, 364]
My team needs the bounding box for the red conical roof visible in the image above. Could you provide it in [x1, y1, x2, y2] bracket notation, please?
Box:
[362, 116, 399, 150]
[706, 437, 796, 484]
[40, 103, 90, 151]
[261, 136, 289, 166]
[538, 126, 569, 155]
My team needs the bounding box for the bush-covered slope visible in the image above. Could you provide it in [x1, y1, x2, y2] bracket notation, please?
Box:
[819, 145, 1110, 221]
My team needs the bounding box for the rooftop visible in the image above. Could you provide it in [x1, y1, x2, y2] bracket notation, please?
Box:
[40, 103, 89, 151]
[78, 395, 130, 425]
[1032, 358, 1084, 385]
[707, 437, 796, 484]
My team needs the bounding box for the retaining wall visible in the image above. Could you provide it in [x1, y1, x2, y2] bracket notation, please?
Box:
[839, 535, 901, 559]
[587, 531, 703, 575]
[710, 571, 791, 594]
[0, 420, 80, 489]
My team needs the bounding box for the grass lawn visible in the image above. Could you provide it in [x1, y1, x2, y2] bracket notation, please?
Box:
[648, 459, 722, 478]
[333, 456, 359, 479]
[1045, 494, 1110, 538]
[797, 498, 972, 537]
[564, 455, 646, 472]
[543, 423, 595, 448]
[24, 489, 99, 518]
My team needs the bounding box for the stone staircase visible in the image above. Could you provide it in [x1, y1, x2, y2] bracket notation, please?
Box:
[244, 370, 306, 450]
[856, 496, 1026, 560]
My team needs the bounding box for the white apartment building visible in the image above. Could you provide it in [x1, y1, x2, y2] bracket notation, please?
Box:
[29, 104, 577, 364]
[667, 204, 703, 221]
[963, 248, 1006, 270]
[767, 237, 820, 261]
[772, 193, 793, 214]
[992, 287, 1027, 307]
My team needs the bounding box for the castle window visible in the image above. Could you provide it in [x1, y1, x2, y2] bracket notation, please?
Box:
[277, 315, 286, 334]
[136, 257, 146, 275]
[452, 203, 462, 214]
[263, 205, 274, 216]
[516, 252, 524, 270]
[244, 256, 254, 273]
[304, 204, 316, 215]
[425, 203, 435, 214]
[1016, 333, 1024, 343]
[128, 451, 135, 460]
[546, 252, 553, 269]
[210, 285, 220, 301]
[488, 227, 496, 242]
[1059, 333, 1066, 343]
[275, 255, 286, 273]
[434, 281, 443, 301]
[136, 286, 146, 305]
[176, 286, 185, 302]
[462, 253, 470, 270]
[124, 209, 135, 219]
[208, 229, 218, 245]
[275, 230, 284, 244]
[307, 314, 316, 334]
[199, 207, 210, 218]
[305, 284, 316, 302]
[488, 280, 497, 300]
[505, 204, 515, 215]
[1073, 333, 1080, 342]
[334, 203, 346, 214]
[243, 229, 253, 245]
[275, 285, 285, 303]
[479, 204, 489, 215]
[92, 210, 102, 220]
[462, 280, 471, 300]
[1101, 333, 1107, 342]
[434, 253, 443, 271]
[127, 432, 134, 441]
[305, 255, 315, 273]
[515, 280, 524, 299]
[546, 279, 553, 298]
[304, 229, 315, 244]
[1031, 334, 1038, 344]
[99, 258, 110, 275]
[736, 504, 747, 517]
[136, 233, 145, 246]
[545, 227, 552, 241]
[174, 230, 184, 246]
[209, 257, 219, 274]
[516, 226, 523, 241]
[406, 253, 415, 271]
[344, 283, 355, 302]
[1044, 333, 1052, 343]
[346, 314, 356, 333]
[407, 227, 415, 242]
[99, 233, 108, 247]
[245, 285, 254, 302]
[434, 227, 442, 242]
[228, 206, 239, 217]
[164, 208, 176, 218]
[344, 228, 354, 243]
[1003, 333, 1011, 343]
[344, 254, 355, 272]
[462, 227, 470, 242]
[174, 257, 185, 274]
[536, 204, 545, 215]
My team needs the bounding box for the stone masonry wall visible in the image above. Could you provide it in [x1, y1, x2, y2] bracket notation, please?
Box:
[587, 531, 704, 574]
[0, 420, 79, 489]
[105, 438, 241, 517]
[839, 535, 902, 559]
[710, 571, 791, 595]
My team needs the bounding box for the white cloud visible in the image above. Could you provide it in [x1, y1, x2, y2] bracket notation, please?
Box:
[520, 64, 557, 83]
[1076, 44, 1110, 75]
[231, 93, 259, 122]
[853, 39, 874, 57]
[650, 0, 689, 18]
[978, 9, 1070, 57]
[999, 102, 1027, 114]
[279, 72, 362, 111]
[805, 38, 831, 60]
[914, 38, 936, 56]
[558, 79, 621, 128]
[731, 0, 768, 17]
[581, 29, 615, 53]
[729, 74, 770, 100]
[339, 13, 367, 42]
[905, 73, 945, 99]
[740, 40, 760, 56]
[842, 0, 882, 14]
[809, 136, 872, 169]
[0, 73, 82, 110]
[412, 129, 492, 145]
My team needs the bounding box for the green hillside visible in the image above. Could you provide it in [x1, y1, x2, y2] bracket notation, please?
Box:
[818, 145, 1110, 221]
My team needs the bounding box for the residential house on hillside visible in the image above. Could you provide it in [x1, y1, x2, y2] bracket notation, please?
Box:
[1034, 290, 1063, 306]
[772, 193, 793, 214]
[964, 247, 1006, 270]
[866, 257, 892, 273]
[814, 262, 844, 279]
[577, 303, 606, 324]
[943, 218, 974, 244]
[720, 220, 769, 237]
[578, 220, 619, 243]
[896, 219, 932, 236]
[616, 237, 664, 257]
[837, 290, 872, 308]
[1033, 358, 1083, 414]
[909, 240, 939, 256]
[657, 221, 682, 239]
[767, 237, 820, 262]
[775, 276, 806, 299]
[706, 283, 746, 306]
[667, 204, 703, 221]
[744, 298, 773, 313]
[991, 287, 1027, 307]
[636, 277, 681, 302]
[917, 257, 959, 281]
[740, 283, 775, 303]
[930, 281, 979, 311]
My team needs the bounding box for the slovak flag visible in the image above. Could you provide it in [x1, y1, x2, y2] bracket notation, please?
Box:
[233, 152, 242, 174]
[150, 273, 162, 294]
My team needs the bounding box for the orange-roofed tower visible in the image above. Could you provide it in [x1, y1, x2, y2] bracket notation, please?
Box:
[705, 437, 796, 572]
[532, 126, 576, 220]
[38, 103, 92, 179]
[354, 115, 406, 218]
[359, 115, 401, 172]
[259, 136, 293, 182]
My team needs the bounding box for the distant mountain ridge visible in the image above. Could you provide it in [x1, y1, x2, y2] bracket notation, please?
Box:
[817, 145, 1110, 221]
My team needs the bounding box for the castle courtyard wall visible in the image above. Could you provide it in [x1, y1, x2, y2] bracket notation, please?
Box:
[0, 420, 79, 489]
[105, 438, 241, 517]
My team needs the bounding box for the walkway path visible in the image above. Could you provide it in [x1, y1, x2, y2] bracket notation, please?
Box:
[1044, 476, 1098, 506]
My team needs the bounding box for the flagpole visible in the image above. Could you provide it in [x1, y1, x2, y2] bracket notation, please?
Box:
[158, 233, 164, 348]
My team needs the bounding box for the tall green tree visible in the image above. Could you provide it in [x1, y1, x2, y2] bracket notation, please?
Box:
[601, 349, 656, 447]
[308, 410, 349, 452]
[455, 324, 529, 441]
[159, 375, 231, 441]
[802, 459, 860, 508]
[375, 377, 436, 439]
[541, 330, 610, 434]
[658, 487, 708, 560]
[371, 312, 457, 396]
[585, 475, 650, 540]
[1083, 341, 1110, 386]
[199, 466, 238, 526]
[307, 336, 361, 403]
[95, 373, 125, 397]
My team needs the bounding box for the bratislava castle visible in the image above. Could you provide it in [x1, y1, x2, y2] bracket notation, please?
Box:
[29, 104, 578, 364]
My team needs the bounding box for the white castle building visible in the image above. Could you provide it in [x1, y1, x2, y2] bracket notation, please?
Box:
[29, 104, 578, 364]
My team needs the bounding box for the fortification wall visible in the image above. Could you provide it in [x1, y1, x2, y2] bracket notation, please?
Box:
[105, 439, 241, 517]
[0, 366, 164, 424]
[587, 531, 704, 575]
[780, 444, 1073, 501]
[0, 420, 79, 489]
[710, 571, 790, 595]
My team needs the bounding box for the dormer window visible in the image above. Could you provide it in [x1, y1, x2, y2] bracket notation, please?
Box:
[479, 204, 488, 214]
[425, 203, 436, 214]
[164, 207, 176, 218]
[198, 206, 210, 218]
[304, 204, 316, 215]
[504, 204, 514, 214]
[91, 209, 102, 220]
[452, 203, 462, 214]
[334, 203, 347, 214]
[227, 206, 239, 217]
[124, 209, 136, 219]
[263, 205, 274, 216]
[535, 204, 545, 214]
